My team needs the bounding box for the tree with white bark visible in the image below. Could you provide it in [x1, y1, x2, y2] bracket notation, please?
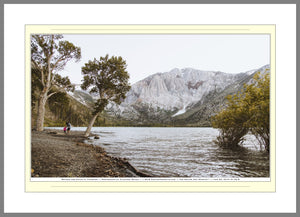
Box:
[31, 34, 81, 131]
[81, 54, 131, 137]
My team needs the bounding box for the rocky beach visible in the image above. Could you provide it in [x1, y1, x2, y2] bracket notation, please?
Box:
[31, 129, 150, 178]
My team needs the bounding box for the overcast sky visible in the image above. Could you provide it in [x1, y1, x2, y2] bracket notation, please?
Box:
[61, 34, 270, 85]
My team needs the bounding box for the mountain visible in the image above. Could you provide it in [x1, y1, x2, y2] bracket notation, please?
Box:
[70, 64, 270, 126]
[171, 64, 271, 126]
[123, 68, 239, 110]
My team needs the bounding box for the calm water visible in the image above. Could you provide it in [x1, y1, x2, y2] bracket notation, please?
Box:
[80, 127, 270, 178]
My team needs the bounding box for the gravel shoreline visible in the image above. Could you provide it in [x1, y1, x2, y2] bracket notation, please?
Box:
[31, 129, 151, 178]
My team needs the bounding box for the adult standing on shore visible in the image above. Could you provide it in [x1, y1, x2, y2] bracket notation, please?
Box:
[66, 122, 71, 134]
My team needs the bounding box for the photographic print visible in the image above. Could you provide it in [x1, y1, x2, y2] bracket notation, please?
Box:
[26, 25, 275, 192]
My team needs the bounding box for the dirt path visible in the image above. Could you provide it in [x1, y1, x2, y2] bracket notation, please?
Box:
[31, 129, 149, 177]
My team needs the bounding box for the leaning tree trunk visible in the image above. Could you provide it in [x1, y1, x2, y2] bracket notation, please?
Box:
[36, 90, 48, 131]
[84, 113, 99, 137]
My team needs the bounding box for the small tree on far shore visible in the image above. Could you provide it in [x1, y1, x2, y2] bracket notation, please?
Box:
[81, 54, 131, 137]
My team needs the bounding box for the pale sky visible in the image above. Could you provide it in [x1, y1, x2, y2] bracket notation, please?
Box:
[61, 34, 270, 85]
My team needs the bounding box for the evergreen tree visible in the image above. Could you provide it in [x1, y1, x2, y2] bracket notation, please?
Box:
[47, 89, 70, 120]
[81, 54, 131, 137]
[31, 34, 81, 131]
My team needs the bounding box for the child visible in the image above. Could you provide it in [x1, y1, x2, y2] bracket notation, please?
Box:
[63, 126, 67, 134]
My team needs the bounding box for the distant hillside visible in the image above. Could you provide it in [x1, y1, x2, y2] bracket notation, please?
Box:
[31, 92, 92, 128]
[31, 90, 136, 128]
[67, 64, 270, 127]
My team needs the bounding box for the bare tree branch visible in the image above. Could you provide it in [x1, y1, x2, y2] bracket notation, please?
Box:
[47, 91, 57, 99]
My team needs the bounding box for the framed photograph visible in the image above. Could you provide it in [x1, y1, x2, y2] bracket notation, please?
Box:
[26, 24, 275, 192]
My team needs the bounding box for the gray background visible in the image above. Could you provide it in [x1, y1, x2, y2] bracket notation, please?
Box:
[1, 0, 298, 216]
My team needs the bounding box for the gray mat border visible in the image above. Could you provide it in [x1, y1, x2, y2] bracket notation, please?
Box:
[1, 0, 298, 217]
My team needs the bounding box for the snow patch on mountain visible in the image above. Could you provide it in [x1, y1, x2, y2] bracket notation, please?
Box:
[172, 105, 187, 117]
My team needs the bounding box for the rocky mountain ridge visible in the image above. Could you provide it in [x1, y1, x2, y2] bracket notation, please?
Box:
[69, 64, 270, 126]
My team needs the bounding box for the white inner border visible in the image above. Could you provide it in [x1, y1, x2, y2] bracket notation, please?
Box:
[4, 4, 296, 213]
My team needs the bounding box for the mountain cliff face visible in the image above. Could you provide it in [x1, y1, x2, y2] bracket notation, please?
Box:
[172, 64, 271, 126]
[70, 64, 270, 126]
[123, 68, 240, 110]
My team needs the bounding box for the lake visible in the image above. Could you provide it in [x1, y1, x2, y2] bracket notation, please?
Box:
[79, 127, 269, 178]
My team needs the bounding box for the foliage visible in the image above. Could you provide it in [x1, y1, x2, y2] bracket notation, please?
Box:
[47, 89, 70, 119]
[31, 34, 81, 131]
[212, 70, 270, 152]
[243, 71, 270, 152]
[80, 54, 131, 137]
[52, 73, 75, 92]
[31, 92, 93, 128]
[31, 34, 80, 95]
[81, 54, 131, 115]
[31, 35, 81, 73]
